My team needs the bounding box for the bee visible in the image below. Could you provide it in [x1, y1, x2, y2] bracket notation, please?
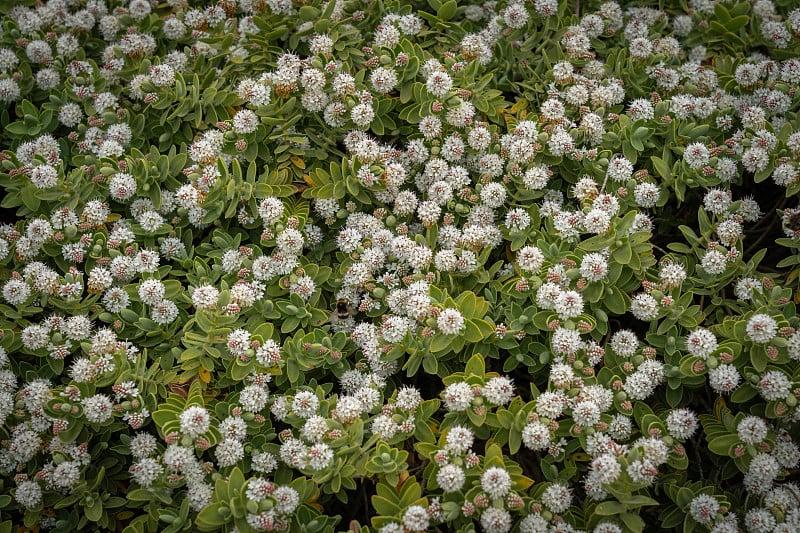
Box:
[328, 298, 357, 326]
[785, 209, 800, 233]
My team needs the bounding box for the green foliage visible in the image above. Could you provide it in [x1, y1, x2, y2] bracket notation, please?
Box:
[1, 0, 800, 532]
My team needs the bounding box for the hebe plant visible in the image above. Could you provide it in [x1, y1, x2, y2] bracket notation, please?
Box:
[0, 0, 799, 531]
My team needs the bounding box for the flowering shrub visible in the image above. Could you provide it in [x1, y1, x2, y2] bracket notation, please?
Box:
[1, 0, 800, 531]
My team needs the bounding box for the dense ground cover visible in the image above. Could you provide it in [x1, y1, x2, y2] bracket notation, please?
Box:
[1, 0, 800, 531]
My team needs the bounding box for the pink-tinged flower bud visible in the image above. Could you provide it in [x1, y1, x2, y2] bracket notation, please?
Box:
[507, 494, 524, 509]
[473, 494, 489, 508]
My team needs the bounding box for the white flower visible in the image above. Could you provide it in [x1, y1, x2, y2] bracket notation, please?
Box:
[109, 173, 137, 201]
[666, 408, 698, 439]
[150, 299, 179, 324]
[580, 252, 608, 281]
[233, 109, 259, 134]
[437, 464, 466, 493]
[370, 67, 398, 94]
[608, 415, 632, 441]
[689, 494, 720, 525]
[517, 245, 545, 272]
[395, 387, 422, 412]
[445, 425, 474, 454]
[14, 480, 42, 509]
[660, 262, 687, 288]
[215, 438, 244, 467]
[572, 400, 601, 427]
[758, 370, 791, 401]
[443, 382, 474, 412]
[708, 364, 741, 394]
[292, 390, 319, 418]
[481, 466, 512, 500]
[2, 279, 30, 305]
[610, 330, 639, 357]
[307, 442, 333, 470]
[180, 405, 211, 438]
[258, 197, 284, 224]
[630, 293, 659, 320]
[480, 507, 512, 533]
[192, 285, 219, 310]
[129, 433, 159, 459]
[83, 394, 114, 424]
[522, 421, 551, 451]
[686, 329, 717, 359]
[256, 339, 281, 366]
[554, 290, 583, 320]
[737, 416, 769, 445]
[633, 182, 660, 207]
[583, 208, 611, 234]
[684, 142, 710, 169]
[734, 277, 761, 300]
[273, 486, 300, 515]
[252, 452, 278, 473]
[402, 505, 429, 531]
[746, 314, 777, 344]
[744, 508, 776, 533]
[482, 376, 514, 406]
[542, 482, 572, 513]
[21, 324, 50, 351]
[437, 308, 465, 335]
[138, 279, 166, 306]
[551, 327, 582, 356]
[480, 182, 507, 208]
[606, 156, 633, 182]
[703, 189, 732, 215]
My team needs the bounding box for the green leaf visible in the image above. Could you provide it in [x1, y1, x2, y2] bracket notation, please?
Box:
[620, 512, 645, 533]
[604, 286, 627, 315]
[612, 242, 632, 265]
[651, 156, 671, 180]
[463, 320, 484, 343]
[437, 0, 457, 20]
[429, 334, 452, 353]
[85, 498, 103, 522]
[595, 501, 626, 516]
[675, 487, 695, 509]
[707, 434, 740, 457]
[465, 353, 485, 377]
[298, 5, 321, 21]
[196, 503, 231, 530]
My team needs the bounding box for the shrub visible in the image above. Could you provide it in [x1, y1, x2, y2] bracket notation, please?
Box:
[1, 0, 800, 532]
